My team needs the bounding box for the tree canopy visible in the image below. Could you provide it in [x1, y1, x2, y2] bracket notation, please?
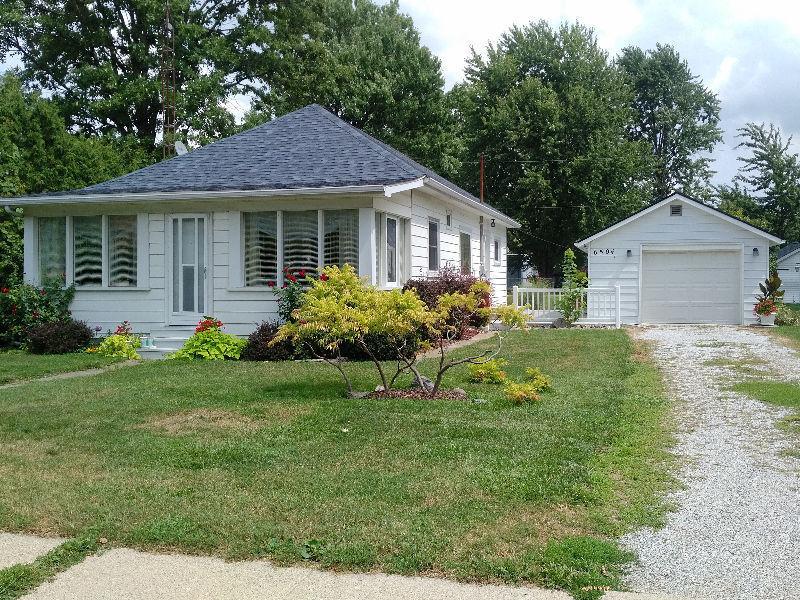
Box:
[618, 44, 722, 199]
[451, 21, 654, 274]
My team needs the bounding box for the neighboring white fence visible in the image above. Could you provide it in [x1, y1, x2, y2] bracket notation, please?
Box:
[512, 285, 622, 328]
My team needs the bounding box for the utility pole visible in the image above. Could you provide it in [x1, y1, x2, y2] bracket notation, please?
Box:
[160, 0, 177, 158]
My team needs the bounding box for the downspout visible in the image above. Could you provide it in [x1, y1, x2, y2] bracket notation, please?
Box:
[479, 154, 485, 277]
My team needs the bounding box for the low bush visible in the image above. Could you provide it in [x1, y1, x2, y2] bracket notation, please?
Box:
[240, 321, 295, 361]
[92, 333, 141, 360]
[468, 358, 508, 384]
[776, 303, 800, 326]
[169, 316, 245, 360]
[27, 319, 93, 354]
[403, 266, 492, 333]
[0, 280, 75, 347]
[504, 382, 542, 404]
[524, 367, 552, 392]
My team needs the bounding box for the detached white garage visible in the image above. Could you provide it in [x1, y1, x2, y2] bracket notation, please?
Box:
[576, 193, 784, 325]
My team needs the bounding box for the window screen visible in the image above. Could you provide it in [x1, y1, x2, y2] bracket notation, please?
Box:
[283, 210, 319, 277]
[428, 220, 439, 271]
[108, 215, 137, 287]
[323, 209, 359, 270]
[38, 217, 66, 283]
[243, 211, 278, 286]
[73, 216, 102, 286]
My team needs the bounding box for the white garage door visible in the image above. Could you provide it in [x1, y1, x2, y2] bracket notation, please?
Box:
[641, 250, 741, 324]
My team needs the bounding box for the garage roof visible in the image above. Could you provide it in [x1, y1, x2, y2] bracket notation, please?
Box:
[575, 192, 784, 249]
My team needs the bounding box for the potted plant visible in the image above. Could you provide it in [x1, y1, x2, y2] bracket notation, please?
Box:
[754, 273, 784, 326]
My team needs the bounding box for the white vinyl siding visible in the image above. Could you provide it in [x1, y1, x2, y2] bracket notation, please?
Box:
[777, 253, 800, 303]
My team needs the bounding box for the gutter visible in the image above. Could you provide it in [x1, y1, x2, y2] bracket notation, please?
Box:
[3, 184, 387, 207]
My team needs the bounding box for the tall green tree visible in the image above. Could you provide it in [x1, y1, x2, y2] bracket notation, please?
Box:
[731, 122, 800, 240]
[0, 0, 248, 149]
[241, 0, 460, 177]
[618, 44, 722, 199]
[0, 73, 148, 286]
[452, 21, 653, 274]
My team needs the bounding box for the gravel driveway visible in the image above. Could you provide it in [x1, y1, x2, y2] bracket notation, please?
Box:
[623, 325, 800, 599]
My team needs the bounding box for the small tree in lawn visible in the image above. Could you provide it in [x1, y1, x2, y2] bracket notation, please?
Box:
[273, 265, 430, 394]
[556, 249, 585, 326]
[274, 265, 529, 397]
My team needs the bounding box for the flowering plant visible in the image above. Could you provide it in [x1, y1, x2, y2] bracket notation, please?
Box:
[0, 280, 75, 348]
[753, 298, 777, 316]
[115, 320, 133, 335]
[275, 267, 318, 322]
[195, 316, 223, 333]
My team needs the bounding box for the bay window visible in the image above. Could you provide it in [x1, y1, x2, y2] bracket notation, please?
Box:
[38, 217, 67, 283]
[241, 209, 360, 287]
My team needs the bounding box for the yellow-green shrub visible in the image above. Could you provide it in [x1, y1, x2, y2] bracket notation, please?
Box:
[524, 367, 552, 392]
[469, 359, 507, 384]
[93, 334, 141, 360]
[504, 382, 542, 404]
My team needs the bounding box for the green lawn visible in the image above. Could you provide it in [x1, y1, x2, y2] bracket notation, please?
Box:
[0, 350, 120, 385]
[0, 330, 673, 599]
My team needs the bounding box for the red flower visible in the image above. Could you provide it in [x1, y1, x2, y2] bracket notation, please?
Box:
[11, 305, 17, 314]
[267, 280, 276, 288]
[298, 270, 306, 279]
[287, 274, 297, 283]
[40, 289, 46, 296]
[0, 287, 8, 294]
[319, 273, 329, 282]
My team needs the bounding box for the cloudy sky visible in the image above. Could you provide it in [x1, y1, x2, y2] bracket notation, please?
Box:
[388, 0, 800, 185]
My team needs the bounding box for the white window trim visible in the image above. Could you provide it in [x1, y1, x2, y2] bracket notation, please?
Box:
[492, 237, 501, 266]
[34, 215, 147, 290]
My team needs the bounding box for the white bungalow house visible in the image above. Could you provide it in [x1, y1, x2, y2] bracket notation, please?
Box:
[776, 242, 800, 303]
[575, 192, 784, 325]
[6, 104, 520, 352]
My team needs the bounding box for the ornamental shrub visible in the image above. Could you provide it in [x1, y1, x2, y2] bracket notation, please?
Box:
[275, 267, 319, 322]
[524, 367, 552, 392]
[504, 382, 542, 404]
[403, 266, 492, 331]
[240, 321, 295, 361]
[776, 303, 800, 326]
[94, 333, 141, 360]
[27, 319, 93, 354]
[169, 316, 245, 360]
[468, 358, 508, 384]
[0, 280, 75, 347]
[556, 249, 585, 326]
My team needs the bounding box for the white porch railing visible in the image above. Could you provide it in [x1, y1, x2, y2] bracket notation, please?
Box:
[512, 285, 622, 328]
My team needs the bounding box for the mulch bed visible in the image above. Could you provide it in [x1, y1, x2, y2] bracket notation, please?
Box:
[365, 388, 468, 401]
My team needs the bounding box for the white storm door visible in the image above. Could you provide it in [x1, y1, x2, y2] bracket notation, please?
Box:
[168, 214, 208, 324]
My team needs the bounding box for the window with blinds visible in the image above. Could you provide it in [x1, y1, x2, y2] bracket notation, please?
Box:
[323, 209, 359, 270]
[243, 211, 278, 286]
[283, 210, 319, 276]
[73, 216, 102, 286]
[428, 219, 439, 271]
[38, 217, 66, 283]
[108, 215, 137, 287]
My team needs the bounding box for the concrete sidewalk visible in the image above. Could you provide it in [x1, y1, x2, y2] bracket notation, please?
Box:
[0, 533, 62, 569]
[21, 548, 571, 600]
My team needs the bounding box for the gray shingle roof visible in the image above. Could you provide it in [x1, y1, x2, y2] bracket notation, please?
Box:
[778, 242, 800, 260]
[55, 104, 481, 204]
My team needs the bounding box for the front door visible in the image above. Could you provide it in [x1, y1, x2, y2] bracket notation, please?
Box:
[168, 214, 208, 325]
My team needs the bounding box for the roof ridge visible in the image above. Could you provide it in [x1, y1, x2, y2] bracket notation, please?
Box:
[310, 105, 422, 181]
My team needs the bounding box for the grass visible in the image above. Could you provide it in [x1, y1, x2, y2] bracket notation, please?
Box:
[0, 350, 120, 385]
[733, 380, 800, 441]
[0, 537, 100, 600]
[0, 330, 673, 599]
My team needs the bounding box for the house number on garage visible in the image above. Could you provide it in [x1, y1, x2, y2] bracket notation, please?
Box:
[592, 248, 614, 255]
